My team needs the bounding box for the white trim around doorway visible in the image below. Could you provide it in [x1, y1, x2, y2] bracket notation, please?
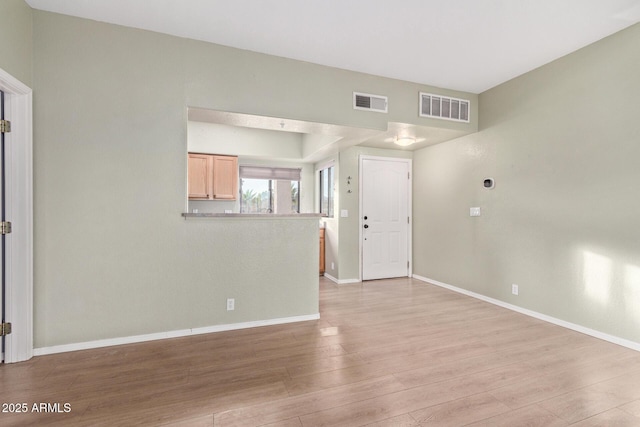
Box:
[0, 67, 33, 363]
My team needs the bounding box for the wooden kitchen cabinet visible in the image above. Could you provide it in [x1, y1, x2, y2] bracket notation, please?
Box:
[188, 153, 211, 199]
[188, 153, 238, 200]
[212, 155, 238, 200]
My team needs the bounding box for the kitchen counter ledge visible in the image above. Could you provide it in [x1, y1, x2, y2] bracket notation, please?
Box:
[182, 213, 322, 219]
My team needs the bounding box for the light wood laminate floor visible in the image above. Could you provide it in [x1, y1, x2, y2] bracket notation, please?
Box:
[2, 277, 640, 426]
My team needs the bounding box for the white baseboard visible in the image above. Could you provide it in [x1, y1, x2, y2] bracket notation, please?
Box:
[323, 273, 361, 285]
[322, 273, 339, 283]
[412, 274, 640, 352]
[33, 313, 320, 356]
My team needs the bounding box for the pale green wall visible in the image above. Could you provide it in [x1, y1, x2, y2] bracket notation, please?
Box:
[0, 0, 32, 86]
[413, 22, 640, 344]
[32, 12, 321, 348]
[31, 10, 473, 347]
[14, 2, 640, 349]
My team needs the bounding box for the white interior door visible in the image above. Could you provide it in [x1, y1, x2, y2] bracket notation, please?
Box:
[361, 157, 410, 280]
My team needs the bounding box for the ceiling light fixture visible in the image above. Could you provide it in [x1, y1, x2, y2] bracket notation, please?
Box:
[395, 136, 416, 146]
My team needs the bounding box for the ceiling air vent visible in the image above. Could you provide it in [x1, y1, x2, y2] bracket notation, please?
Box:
[420, 92, 470, 122]
[353, 92, 388, 113]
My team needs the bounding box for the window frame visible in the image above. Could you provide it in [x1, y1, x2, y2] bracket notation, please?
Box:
[239, 165, 301, 214]
[318, 163, 334, 218]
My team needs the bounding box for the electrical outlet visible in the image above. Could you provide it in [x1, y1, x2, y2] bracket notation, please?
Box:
[226, 298, 235, 311]
[512, 284, 519, 296]
[331, 262, 335, 270]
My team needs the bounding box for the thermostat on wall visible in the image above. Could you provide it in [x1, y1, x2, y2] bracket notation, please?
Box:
[483, 178, 495, 189]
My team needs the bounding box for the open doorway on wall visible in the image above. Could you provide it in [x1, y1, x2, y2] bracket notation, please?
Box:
[0, 68, 33, 363]
[1, 89, 6, 362]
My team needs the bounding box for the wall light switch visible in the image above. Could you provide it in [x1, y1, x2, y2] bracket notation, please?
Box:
[470, 207, 481, 217]
[341, 209, 349, 218]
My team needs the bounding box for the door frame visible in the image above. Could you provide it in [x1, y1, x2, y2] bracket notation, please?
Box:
[0, 67, 33, 363]
[358, 155, 412, 282]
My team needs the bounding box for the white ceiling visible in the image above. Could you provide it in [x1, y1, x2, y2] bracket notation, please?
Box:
[26, 0, 640, 94]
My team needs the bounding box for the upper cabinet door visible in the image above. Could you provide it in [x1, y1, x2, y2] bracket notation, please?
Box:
[212, 155, 238, 200]
[188, 153, 211, 199]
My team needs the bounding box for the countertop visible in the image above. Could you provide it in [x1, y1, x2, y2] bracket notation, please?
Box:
[182, 213, 322, 219]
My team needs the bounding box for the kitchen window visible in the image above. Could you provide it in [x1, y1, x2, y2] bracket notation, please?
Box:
[239, 166, 301, 214]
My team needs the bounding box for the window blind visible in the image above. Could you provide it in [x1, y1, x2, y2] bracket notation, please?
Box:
[239, 166, 301, 181]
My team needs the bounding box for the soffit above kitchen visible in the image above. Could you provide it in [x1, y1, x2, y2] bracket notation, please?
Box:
[189, 108, 474, 161]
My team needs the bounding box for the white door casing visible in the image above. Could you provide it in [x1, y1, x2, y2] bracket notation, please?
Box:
[0, 67, 33, 363]
[360, 156, 411, 281]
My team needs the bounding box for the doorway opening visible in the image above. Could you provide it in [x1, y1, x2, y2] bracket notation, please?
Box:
[1, 89, 6, 362]
[0, 67, 33, 363]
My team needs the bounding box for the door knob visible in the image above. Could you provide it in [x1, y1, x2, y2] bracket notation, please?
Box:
[364, 216, 368, 220]
[364, 224, 369, 229]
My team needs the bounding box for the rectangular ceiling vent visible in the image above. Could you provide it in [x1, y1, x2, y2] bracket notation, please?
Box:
[353, 92, 388, 113]
[420, 92, 470, 122]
